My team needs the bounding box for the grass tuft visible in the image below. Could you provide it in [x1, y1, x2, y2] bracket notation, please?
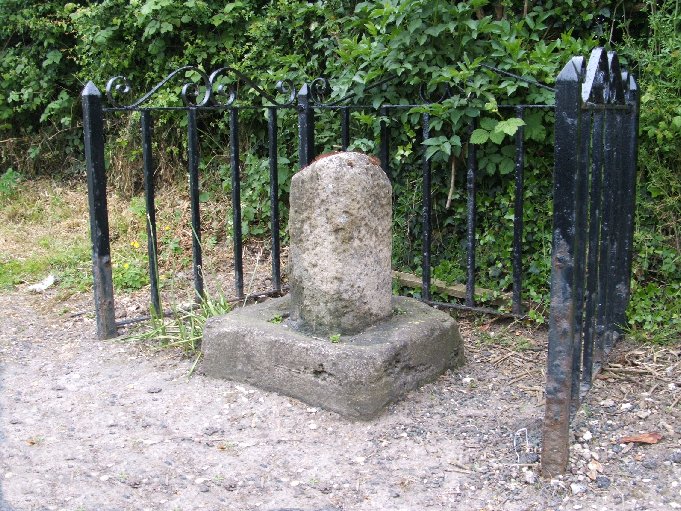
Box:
[120, 292, 232, 358]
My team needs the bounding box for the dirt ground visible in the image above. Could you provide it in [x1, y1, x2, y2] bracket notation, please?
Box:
[1, 289, 680, 511]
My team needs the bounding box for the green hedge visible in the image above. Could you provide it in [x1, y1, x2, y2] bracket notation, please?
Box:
[0, 0, 678, 342]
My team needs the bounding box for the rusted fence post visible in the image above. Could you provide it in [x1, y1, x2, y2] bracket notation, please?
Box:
[82, 82, 117, 339]
[541, 48, 640, 477]
[541, 56, 585, 477]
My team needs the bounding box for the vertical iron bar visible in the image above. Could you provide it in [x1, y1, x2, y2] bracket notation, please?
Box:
[379, 106, 390, 180]
[268, 107, 281, 293]
[541, 56, 584, 478]
[82, 82, 116, 339]
[421, 113, 431, 301]
[466, 120, 478, 307]
[298, 84, 315, 168]
[595, 107, 616, 359]
[570, 110, 592, 409]
[230, 107, 244, 299]
[582, 110, 605, 387]
[141, 110, 160, 315]
[619, 73, 640, 321]
[512, 107, 525, 315]
[603, 108, 623, 352]
[611, 100, 636, 332]
[187, 108, 204, 302]
[609, 53, 633, 341]
[341, 107, 350, 151]
[610, 111, 626, 342]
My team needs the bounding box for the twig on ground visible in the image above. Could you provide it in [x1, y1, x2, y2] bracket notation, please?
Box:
[508, 371, 534, 385]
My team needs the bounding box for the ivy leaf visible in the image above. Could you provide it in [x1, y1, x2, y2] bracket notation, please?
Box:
[469, 128, 490, 144]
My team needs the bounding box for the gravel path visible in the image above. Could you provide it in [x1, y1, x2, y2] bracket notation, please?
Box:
[1, 290, 680, 511]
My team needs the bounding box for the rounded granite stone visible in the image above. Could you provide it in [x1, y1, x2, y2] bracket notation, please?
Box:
[288, 152, 392, 335]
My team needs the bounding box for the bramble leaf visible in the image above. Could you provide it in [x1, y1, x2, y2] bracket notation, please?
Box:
[470, 128, 490, 144]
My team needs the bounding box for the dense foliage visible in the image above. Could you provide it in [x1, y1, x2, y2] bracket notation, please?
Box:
[0, 0, 678, 342]
[618, 0, 681, 342]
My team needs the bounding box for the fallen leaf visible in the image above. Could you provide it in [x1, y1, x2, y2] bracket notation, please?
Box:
[620, 432, 663, 444]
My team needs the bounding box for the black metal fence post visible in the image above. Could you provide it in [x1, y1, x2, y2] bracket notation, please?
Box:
[569, 103, 591, 412]
[582, 108, 604, 386]
[619, 71, 640, 320]
[187, 107, 204, 302]
[541, 56, 585, 477]
[82, 82, 117, 339]
[512, 107, 525, 315]
[298, 83, 315, 168]
[379, 106, 390, 180]
[601, 80, 623, 354]
[268, 106, 282, 293]
[340, 107, 350, 151]
[595, 102, 616, 360]
[421, 113, 432, 300]
[610, 54, 637, 332]
[465, 120, 478, 307]
[230, 107, 244, 299]
[141, 110, 161, 315]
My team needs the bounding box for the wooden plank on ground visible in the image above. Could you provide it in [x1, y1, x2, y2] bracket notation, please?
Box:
[392, 270, 512, 307]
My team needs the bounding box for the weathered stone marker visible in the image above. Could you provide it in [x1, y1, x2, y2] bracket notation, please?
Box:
[203, 152, 464, 418]
[289, 152, 392, 334]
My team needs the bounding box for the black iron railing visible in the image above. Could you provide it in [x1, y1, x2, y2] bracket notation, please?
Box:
[293, 84, 553, 316]
[81, 47, 639, 476]
[541, 48, 639, 476]
[82, 67, 546, 333]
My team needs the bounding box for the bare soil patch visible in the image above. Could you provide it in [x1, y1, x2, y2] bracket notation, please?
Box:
[1, 289, 680, 511]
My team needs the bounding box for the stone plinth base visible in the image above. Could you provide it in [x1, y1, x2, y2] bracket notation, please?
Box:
[202, 296, 465, 419]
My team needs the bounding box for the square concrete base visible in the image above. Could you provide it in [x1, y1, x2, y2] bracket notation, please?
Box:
[201, 295, 464, 419]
